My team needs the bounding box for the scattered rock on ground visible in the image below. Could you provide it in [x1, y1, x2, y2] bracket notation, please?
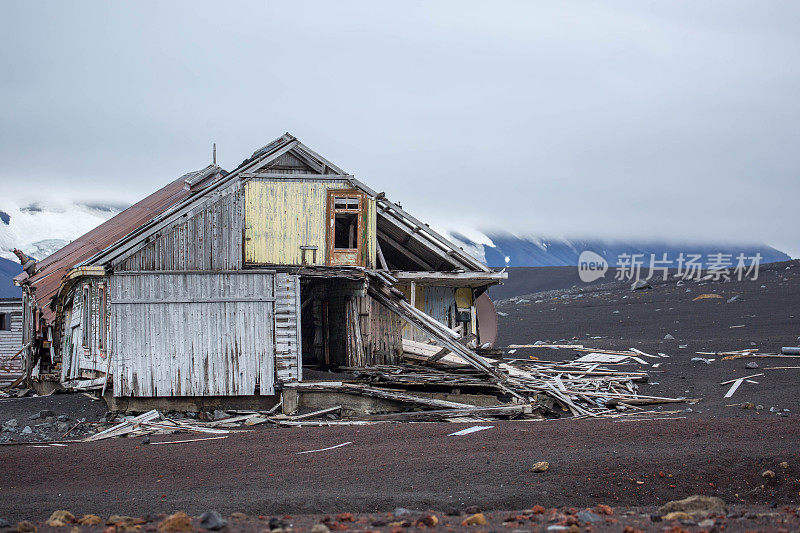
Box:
[310, 525, 329, 533]
[158, 512, 193, 532]
[576, 510, 602, 524]
[199, 511, 227, 531]
[762, 470, 776, 479]
[77, 515, 102, 526]
[780, 461, 789, 469]
[212, 410, 230, 421]
[530, 461, 550, 472]
[46, 510, 75, 527]
[746, 362, 759, 369]
[596, 504, 613, 515]
[631, 280, 651, 290]
[21, 426, 32, 435]
[663, 511, 692, 521]
[664, 334, 675, 340]
[658, 495, 727, 518]
[462, 513, 487, 526]
[698, 518, 716, 528]
[16, 521, 36, 532]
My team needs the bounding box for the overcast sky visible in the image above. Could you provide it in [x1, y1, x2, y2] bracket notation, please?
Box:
[1, 1, 798, 256]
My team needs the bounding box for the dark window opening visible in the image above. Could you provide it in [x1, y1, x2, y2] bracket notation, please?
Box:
[82, 286, 91, 348]
[0, 313, 9, 331]
[334, 213, 358, 249]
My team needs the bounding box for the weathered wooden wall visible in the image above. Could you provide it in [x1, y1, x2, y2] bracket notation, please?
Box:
[110, 271, 300, 397]
[397, 284, 471, 342]
[0, 300, 23, 387]
[59, 278, 110, 381]
[244, 178, 376, 267]
[114, 184, 244, 272]
[365, 296, 402, 364]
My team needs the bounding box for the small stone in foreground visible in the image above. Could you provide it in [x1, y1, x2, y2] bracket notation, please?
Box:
[47, 510, 75, 527]
[77, 515, 103, 526]
[310, 525, 330, 533]
[158, 512, 193, 533]
[462, 513, 487, 526]
[663, 511, 692, 521]
[658, 495, 727, 518]
[531, 461, 550, 473]
[576, 510, 602, 524]
[16, 521, 37, 533]
[762, 470, 776, 479]
[779, 461, 789, 469]
[199, 511, 227, 531]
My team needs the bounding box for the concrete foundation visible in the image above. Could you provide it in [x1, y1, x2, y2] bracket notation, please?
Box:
[105, 393, 281, 413]
[104, 382, 501, 416]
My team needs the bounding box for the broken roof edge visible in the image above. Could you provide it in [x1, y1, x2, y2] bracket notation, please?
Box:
[347, 176, 491, 273]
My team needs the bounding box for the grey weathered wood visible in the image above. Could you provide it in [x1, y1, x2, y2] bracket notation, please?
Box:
[110, 271, 300, 397]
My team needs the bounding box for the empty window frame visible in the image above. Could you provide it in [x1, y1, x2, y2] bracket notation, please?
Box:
[98, 283, 107, 352]
[0, 313, 9, 331]
[332, 197, 360, 250]
[82, 285, 91, 348]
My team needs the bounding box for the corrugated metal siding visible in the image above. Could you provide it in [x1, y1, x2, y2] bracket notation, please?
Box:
[0, 301, 23, 387]
[110, 271, 300, 397]
[244, 179, 376, 267]
[115, 184, 243, 272]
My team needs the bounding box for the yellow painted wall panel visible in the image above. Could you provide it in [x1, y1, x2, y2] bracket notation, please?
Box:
[244, 179, 376, 267]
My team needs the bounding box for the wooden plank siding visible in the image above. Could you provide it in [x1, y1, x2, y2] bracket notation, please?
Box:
[0, 301, 23, 387]
[110, 271, 300, 397]
[114, 183, 244, 272]
[58, 278, 111, 380]
[244, 178, 376, 268]
[397, 284, 464, 343]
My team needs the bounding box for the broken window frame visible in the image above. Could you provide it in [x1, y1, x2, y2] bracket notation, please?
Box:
[326, 189, 366, 267]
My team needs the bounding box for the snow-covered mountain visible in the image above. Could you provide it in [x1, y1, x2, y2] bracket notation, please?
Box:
[0, 200, 125, 262]
[444, 230, 791, 268]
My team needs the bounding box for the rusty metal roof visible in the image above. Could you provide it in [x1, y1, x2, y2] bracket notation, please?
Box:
[20, 167, 222, 322]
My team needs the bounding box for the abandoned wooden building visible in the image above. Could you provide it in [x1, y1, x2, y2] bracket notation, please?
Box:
[13, 134, 507, 407]
[0, 296, 23, 387]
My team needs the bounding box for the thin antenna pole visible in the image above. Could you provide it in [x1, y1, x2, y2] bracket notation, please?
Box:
[213, 143, 217, 165]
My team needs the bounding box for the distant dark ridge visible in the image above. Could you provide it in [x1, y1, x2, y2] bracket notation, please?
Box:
[488, 259, 800, 301]
[450, 231, 791, 268]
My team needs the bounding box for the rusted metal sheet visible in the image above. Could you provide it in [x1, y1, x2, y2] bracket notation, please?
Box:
[110, 271, 300, 397]
[19, 170, 213, 324]
[475, 293, 498, 346]
[244, 179, 375, 268]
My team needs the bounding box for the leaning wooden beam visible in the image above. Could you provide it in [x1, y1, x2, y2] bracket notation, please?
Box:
[366, 276, 527, 401]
